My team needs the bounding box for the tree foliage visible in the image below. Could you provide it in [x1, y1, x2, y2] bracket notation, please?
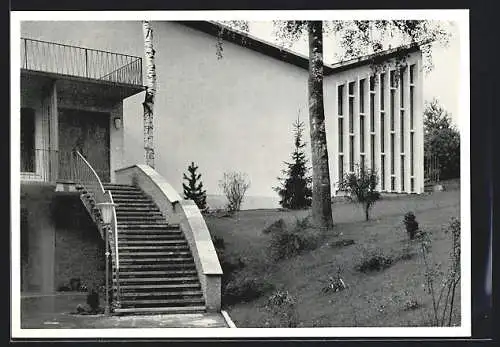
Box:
[338, 165, 381, 221]
[219, 171, 250, 212]
[182, 162, 207, 211]
[424, 99, 460, 180]
[274, 115, 312, 209]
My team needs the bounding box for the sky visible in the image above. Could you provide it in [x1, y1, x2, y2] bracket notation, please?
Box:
[246, 21, 461, 125]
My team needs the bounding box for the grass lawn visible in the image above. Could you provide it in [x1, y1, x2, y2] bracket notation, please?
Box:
[205, 188, 461, 327]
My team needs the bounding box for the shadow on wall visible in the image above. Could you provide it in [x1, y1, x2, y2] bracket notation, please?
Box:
[53, 195, 106, 292]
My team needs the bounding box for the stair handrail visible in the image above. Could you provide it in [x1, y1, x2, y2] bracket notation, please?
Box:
[72, 151, 121, 311]
[107, 190, 121, 308]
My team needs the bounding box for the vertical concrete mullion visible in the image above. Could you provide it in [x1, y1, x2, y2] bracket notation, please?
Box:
[374, 73, 382, 190]
[415, 57, 425, 193]
[394, 68, 401, 193]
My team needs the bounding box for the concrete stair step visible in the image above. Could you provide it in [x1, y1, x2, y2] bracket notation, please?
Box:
[116, 270, 197, 277]
[121, 251, 192, 257]
[118, 224, 178, 229]
[118, 239, 186, 244]
[116, 210, 163, 216]
[120, 257, 192, 263]
[114, 276, 199, 283]
[120, 290, 203, 297]
[121, 283, 200, 290]
[113, 306, 206, 315]
[118, 235, 184, 240]
[119, 298, 205, 306]
[120, 245, 189, 250]
[119, 263, 196, 270]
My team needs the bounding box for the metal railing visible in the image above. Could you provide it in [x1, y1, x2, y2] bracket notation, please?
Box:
[21, 37, 142, 86]
[21, 148, 59, 182]
[72, 151, 121, 314]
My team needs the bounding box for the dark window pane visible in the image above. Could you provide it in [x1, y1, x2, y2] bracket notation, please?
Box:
[381, 112, 385, 153]
[338, 85, 344, 115]
[370, 94, 375, 132]
[349, 97, 354, 133]
[390, 90, 395, 131]
[338, 118, 343, 152]
[360, 79, 365, 113]
[360, 116, 365, 153]
[400, 110, 405, 152]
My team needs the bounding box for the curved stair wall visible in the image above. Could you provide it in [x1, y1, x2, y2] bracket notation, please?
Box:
[115, 164, 223, 312]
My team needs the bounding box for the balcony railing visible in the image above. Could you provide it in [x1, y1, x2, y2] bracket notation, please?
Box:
[21, 148, 109, 183]
[21, 38, 142, 86]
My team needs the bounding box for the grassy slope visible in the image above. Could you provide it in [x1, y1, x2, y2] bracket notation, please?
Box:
[205, 189, 461, 327]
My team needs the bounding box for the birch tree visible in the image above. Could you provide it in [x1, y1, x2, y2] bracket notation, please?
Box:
[143, 21, 156, 168]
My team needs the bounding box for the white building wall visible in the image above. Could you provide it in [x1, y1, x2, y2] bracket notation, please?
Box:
[324, 51, 424, 195]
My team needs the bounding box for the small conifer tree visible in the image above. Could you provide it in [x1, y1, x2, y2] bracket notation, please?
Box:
[274, 115, 313, 209]
[183, 162, 207, 211]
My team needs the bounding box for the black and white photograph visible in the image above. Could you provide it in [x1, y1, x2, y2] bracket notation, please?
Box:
[11, 10, 471, 338]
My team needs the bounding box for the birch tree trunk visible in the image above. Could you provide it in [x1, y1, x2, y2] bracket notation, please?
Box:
[143, 21, 156, 168]
[308, 21, 334, 229]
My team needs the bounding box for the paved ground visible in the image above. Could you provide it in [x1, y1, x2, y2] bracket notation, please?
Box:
[20, 293, 229, 329]
[22, 312, 229, 329]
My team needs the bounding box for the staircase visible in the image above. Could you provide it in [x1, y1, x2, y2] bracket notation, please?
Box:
[96, 183, 206, 315]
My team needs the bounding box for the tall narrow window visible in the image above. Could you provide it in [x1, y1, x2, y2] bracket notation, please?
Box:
[359, 79, 365, 113]
[381, 155, 386, 190]
[401, 155, 405, 191]
[410, 132, 415, 176]
[338, 118, 344, 152]
[349, 135, 354, 172]
[380, 112, 385, 153]
[360, 116, 365, 153]
[348, 81, 355, 95]
[410, 86, 414, 130]
[380, 73, 386, 110]
[370, 93, 375, 132]
[21, 108, 36, 173]
[390, 90, 395, 131]
[390, 134, 395, 174]
[337, 85, 344, 115]
[370, 76, 375, 91]
[400, 110, 405, 152]
[339, 155, 344, 183]
[400, 67, 405, 107]
[390, 70, 396, 88]
[371, 134, 375, 170]
[349, 96, 354, 133]
[410, 64, 415, 84]
[360, 154, 365, 172]
[411, 178, 415, 193]
[391, 177, 395, 191]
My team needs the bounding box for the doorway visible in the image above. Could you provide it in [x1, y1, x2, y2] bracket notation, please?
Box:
[58, 109, 110, 182]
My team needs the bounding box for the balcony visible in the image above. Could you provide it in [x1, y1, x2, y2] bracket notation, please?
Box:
[21, 38, 143, 88]
[21, 149, 109, 184]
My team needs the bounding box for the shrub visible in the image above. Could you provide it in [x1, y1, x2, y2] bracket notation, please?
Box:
[219, 171, 250, 212]
[321, 267, 347, 293]
[338, 165, 381, 221]
[268, 224, 319, 261]
[419, 217, 461, 326]
[403, 211, 419, 240]
[223, 274, 274, 306]
[329, 239, 355, 248]
[355, 250, 393, 273]
[265, 290, 299, 327]
[262, 218, 286, 234]
[403, 298, 421, 311]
